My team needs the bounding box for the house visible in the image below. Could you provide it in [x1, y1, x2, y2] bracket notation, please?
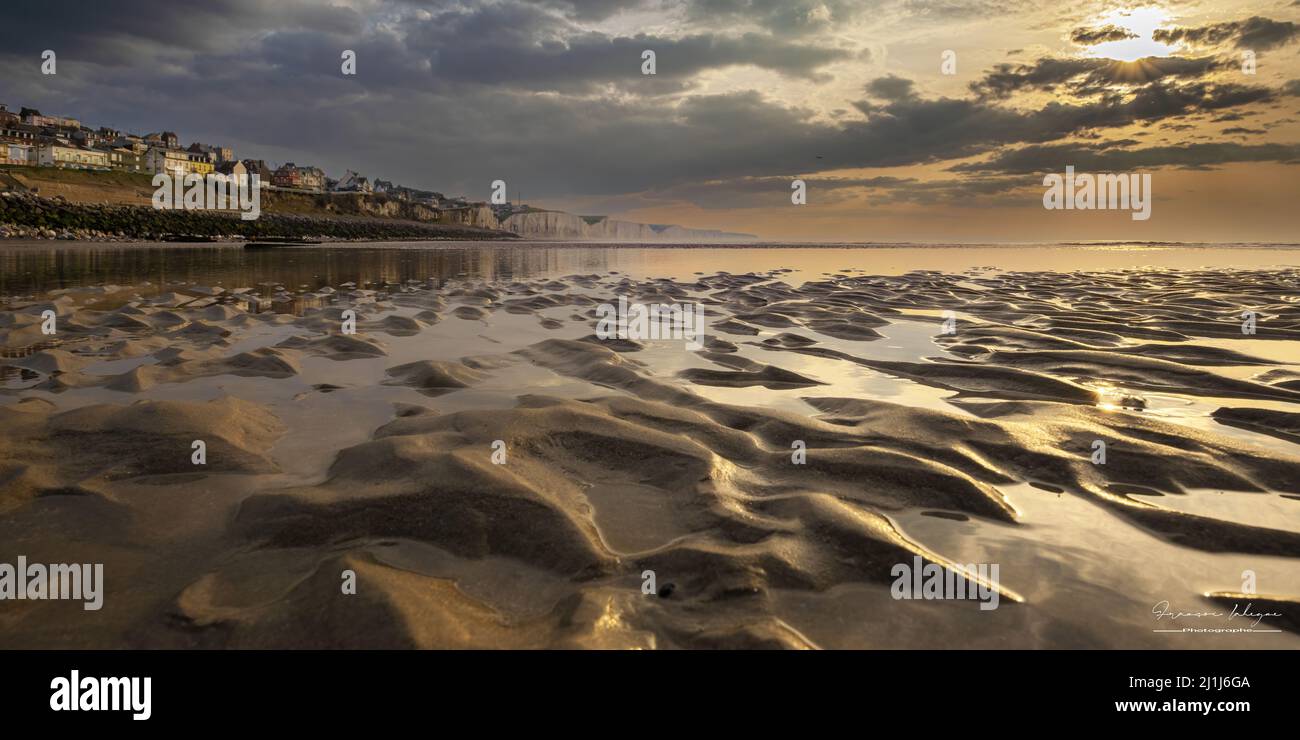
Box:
[272, 162, 326, 192]
[184, 150, 214, 175]
[271, 163, 301, 188]
[145, 147, 189, 176]
[0, 105, 18, 126]
[101, 145, 145, 173]
[214, 160, 253, 185]
[333, 170, 372, 193]
[113, 137, 148, 155]
[215, 160, 247, 177]
[21, 108, 80, 130]
[188, 142, 233, 163]
[240, 159, 275, 184]
[70, 128, 102, 147]
[146, 147, 216, 176]
[0, 123, 40, 147]
[302, 166, 326, 191]
[1, 143, 35, 166]
[373, 179, 411, 201]
[186, 143, 215, 163]
[144, 131, 179, 149]
[37, 143, 110, 170]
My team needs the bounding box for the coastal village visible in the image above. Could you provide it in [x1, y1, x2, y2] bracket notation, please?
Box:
[0, 101, 753, 242]
[0, 101, 486, 211]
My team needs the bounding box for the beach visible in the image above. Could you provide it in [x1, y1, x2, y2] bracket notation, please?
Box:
[1, 242, 1298, 648]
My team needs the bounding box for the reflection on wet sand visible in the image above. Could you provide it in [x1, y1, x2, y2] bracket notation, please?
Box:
[1, 243, 1298, 648]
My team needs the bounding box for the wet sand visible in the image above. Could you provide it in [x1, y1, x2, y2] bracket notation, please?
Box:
[2, 244, 1299, 648]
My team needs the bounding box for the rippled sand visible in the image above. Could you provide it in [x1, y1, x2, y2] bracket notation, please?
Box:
[2, 262, 1298, 648]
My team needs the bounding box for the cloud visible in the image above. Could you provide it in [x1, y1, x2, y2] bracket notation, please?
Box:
[0, 0, 1293, 217]
[0, 0, 363, 64]
[951, 142, 1300, 174]
[682, 0, 877, 37]
[627, 172, 1038, 209]
[1152, 16, 1299, 51]
[1070, 25, 1137, 46]
[970, 56, 1225, 100]
[864, 75, 917, 101]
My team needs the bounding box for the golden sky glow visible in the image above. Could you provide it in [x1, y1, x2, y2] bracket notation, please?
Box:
[1, 0, 1295, 242]
[547, 1, 1300, 242]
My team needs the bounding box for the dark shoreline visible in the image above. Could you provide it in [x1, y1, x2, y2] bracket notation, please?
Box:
[3, 238, 1299, 250]
[0, 192, 517, 242]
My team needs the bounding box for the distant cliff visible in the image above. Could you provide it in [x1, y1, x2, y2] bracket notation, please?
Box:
[500, 210, 756, 242]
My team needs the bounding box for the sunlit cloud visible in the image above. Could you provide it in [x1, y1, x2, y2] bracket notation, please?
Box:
[1084, 7, 1182, 61]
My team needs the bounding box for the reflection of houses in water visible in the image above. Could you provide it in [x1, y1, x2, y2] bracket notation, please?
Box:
[0, 244, 623, 387]
[0, 341, 59, 357]
[0, 244, 618, 300]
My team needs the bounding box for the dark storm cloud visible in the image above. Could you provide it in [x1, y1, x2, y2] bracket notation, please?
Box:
[5, 0, 848, 89]
[683, 0, 875, 37]
[414, 30, 854, 90]
[1153, 16, 1300, 51]
[0, 0, 1293, 210]
[1070, 25, 1137, 46]
[277, 2, 852, 94]
[0, 0, 363, 64]
[536, 0, 658, 20]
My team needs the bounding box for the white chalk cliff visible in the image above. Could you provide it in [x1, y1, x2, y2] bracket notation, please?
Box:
[499, 211, 756, 242]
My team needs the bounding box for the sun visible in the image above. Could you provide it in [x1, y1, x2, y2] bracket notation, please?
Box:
[1085, 6, 1181, 61]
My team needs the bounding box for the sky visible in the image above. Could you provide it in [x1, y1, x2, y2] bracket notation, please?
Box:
[1, 0, 1297, 242]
